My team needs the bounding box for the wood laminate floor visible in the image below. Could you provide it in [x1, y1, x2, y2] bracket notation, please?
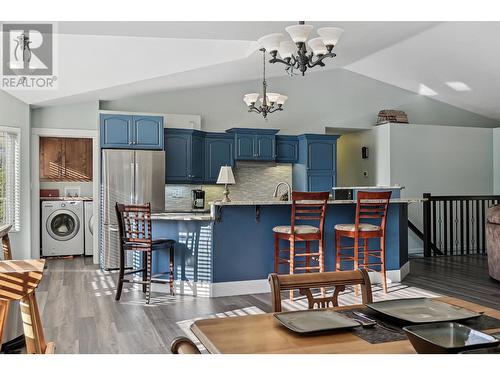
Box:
[35, 254, 500, 354]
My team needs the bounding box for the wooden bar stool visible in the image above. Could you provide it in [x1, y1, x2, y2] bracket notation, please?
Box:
[0, 258, 55, 354]
[335, 191, 392, 293]
[115, 203, 176, 304]
[273, 191, 330, 285]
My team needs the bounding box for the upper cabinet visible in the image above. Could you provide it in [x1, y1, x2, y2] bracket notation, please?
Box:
[100, 114, 163, 149]
[227, 128, 279, 161]
[204, 133, 234, 183]
[164, 129, 205, 184]
[292, 134, 339, 192]
[40, 137, 93, 182]
[276, 135, 299, 163]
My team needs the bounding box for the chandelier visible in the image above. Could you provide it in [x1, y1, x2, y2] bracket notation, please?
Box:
[243, 48, 288, 119]
[257, 21, 343, 76]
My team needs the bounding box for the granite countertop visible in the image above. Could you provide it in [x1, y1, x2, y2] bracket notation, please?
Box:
[40, 196, 93, 201]
[151, 212, 214, 221]
[331, 186, 405, 190]
[211, 198, 425, 206]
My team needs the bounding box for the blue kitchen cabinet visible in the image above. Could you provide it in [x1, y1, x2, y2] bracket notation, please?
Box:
[204, 133, 234, 183]
[164, 129, 205, 184]
[132, 116, 164, 149]
[276, 135, 298, 163]
[100, 114, 163, 149]
[292, 134, 339, 192]
[227, 128, 279, 161]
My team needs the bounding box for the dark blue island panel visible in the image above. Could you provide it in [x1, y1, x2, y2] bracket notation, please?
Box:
[151, 202, 410, 297]
[212, 203, 408, 284]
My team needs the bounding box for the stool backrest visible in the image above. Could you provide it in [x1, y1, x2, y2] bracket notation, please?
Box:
[291, 191, 330, 236]
[268, 269, 373, 312]
[115, 203, 152, 245]
[355, 191, 392, 233]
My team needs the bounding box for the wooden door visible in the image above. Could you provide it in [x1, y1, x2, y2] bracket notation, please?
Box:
[64, 138, 93, 181]
[39, 137, 63, 181]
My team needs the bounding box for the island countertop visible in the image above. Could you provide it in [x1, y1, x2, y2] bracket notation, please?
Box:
[211, 198, 425, 206]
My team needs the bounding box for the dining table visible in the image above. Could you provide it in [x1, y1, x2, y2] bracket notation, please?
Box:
[190, 296, 500, 354]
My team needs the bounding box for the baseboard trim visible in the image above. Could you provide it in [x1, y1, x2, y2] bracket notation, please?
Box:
[151, 263, 410, 297]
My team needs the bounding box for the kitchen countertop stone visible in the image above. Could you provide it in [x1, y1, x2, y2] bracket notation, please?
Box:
[331, 186, 404, 190]
[211, 198, 424, 206]
[151, 212, 214, 221]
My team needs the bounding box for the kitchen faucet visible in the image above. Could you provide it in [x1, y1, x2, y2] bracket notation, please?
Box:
[273, 181, 292, 201]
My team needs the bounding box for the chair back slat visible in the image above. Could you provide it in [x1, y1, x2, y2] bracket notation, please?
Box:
[115, 203, 153, 245]
[268, 269, 373, 312]
[290, 191, 330, 235]
[355, 191, 392, 233]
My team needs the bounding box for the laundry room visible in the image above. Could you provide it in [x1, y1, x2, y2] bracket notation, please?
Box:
[37, 135, 96, 259]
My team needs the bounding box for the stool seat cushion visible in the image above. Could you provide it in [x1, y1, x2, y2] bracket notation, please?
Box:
[334, 223, 381, 232]
[272, 225, 320, 235]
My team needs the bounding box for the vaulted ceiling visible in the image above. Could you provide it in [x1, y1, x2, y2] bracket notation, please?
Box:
[2, 21, 500, 123]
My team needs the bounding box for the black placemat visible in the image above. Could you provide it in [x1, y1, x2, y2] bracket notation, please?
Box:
[337, 308, 500, 345]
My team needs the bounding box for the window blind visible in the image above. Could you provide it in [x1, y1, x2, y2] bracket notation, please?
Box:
[0, 128, 20, 231]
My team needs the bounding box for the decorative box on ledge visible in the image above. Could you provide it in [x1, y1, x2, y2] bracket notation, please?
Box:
[376, 110, 409, 125]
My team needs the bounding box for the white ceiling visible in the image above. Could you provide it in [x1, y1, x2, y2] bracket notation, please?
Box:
[3, 21, 500, 123]
[345, 22, 500, 121]
[1, 21, 437, 106]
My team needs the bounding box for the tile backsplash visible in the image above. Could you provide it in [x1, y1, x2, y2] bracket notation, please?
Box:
[164, 162, 292, 211]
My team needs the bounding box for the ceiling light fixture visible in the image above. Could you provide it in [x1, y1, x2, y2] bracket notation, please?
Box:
[243, 48, 287, 119]
[258, 21, 343, 76]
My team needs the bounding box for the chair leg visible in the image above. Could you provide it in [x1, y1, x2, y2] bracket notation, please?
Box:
[380, 237, 388, 293]
[169, 244, 175, 296]
[145, 251, 152, 304]
[354, 235, 360, 297]
[115, 248, 125, 301]
[142, 251, 147, 293]
[318, 238, 325, 297]
[363, 238, 369, 270]
[289, 238, 295, 302]
[335, 231, 341, 271]
[274, 234, 279, 274]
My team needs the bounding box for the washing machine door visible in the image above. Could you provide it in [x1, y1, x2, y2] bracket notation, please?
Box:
[46, 209, 80, 241]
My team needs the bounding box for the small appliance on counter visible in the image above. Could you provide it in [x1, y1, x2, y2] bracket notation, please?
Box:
[333, 189, 353, 200]
[192, 189, 205, 209]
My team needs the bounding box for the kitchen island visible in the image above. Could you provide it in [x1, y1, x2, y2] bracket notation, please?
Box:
[151, 197, 422, 297]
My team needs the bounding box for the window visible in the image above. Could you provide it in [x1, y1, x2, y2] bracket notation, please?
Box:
[0, 127, 20, 231]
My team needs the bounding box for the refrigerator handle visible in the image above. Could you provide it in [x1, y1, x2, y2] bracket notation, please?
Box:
[130, 162, 135, 204]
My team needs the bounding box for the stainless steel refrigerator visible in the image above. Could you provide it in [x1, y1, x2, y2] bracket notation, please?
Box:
[100, 149, 165, 270]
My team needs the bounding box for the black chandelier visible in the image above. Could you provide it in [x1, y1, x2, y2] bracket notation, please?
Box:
[258, 21, 343, 76]
[243, 48, 287, 119]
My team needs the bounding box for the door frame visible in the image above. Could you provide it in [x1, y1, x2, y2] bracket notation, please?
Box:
[31, 128, 100, 264]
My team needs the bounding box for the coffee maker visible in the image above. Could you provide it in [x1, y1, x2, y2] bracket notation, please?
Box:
[192, 189, 205, 209]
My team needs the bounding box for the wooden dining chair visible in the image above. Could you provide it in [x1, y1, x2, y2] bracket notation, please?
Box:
[170, 336, 201, 354]
[115, 203, 176, 304]
[268, 269, 373, 313]
[335, 191, 392, 293]
[0, 258, 55, 354]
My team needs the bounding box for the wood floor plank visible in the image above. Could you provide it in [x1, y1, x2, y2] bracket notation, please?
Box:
[35, 254, 500, 353]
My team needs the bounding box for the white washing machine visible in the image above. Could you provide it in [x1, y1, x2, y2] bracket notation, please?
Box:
[84, 200, 94, 256]
[41, 200, 84, 256]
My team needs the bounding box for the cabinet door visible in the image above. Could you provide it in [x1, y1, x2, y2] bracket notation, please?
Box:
[64, 138, 93, 181]
[39, 137, 64, 181]
[235, 133, 255, 160]
[100, 114, 133, 148]
[276, 137, 298, 163]
[204, 137, 234, 183]
[189, 135, 204, 183]
[255, 134, 275, 160]
[132, 116, 163, 149]
[307, 140, 336, 171]
[164, 133, 190, 183]
[308, 172, 336, 192]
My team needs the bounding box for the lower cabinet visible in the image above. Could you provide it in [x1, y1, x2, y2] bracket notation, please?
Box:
[204, 133, 234, 183]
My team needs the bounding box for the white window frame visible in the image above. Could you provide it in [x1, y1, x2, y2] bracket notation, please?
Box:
[0, 126, 21, 232]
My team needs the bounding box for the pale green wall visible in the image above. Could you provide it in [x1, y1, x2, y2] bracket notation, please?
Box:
[100, 68, 500, 134]
[0, 90, 31, 259]
[31, 101, 99, 129]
